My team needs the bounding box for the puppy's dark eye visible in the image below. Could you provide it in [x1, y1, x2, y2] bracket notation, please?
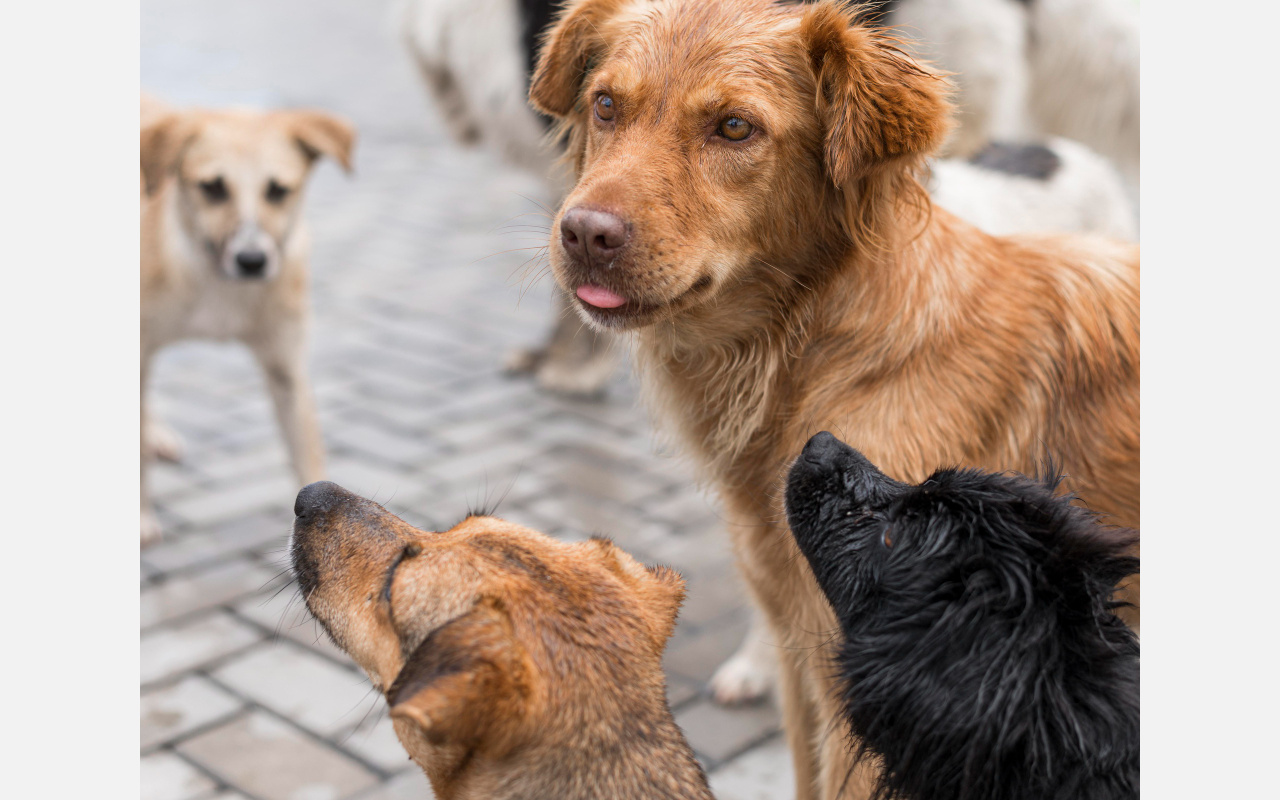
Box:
[882, 528, 893, 549]
[594, 93, 616, 122]
[198, 177, 228, 203]
[717, 116, 753, 141]
[265, 179, 291, 204]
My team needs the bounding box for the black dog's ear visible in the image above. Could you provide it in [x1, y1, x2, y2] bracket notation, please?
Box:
[798, 1, 952, 186]
[387, 599, 531, 749]
[529, 0, 628, 117]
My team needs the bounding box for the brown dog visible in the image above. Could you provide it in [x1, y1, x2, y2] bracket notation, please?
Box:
[140, 95, 354, 543]
[290, 481, 711, 800]
[529, 1, 1139, 798]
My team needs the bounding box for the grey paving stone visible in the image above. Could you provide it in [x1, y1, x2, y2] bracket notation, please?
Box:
[665, 614, 752, 685]
[352, 769, 435, 800]
[231, 587, 355, 668]
[141, 612, 263, 687]
[211, 642, 373, 736]
[142, 510, 292, 574]
[178, 712, 380, 800]
[336, 714, 415, 774]
[141, 558, 282, 630]
[141, 751, 218, 800]
[163, 473, 298, 529]
[675, 697, 783, 765]
[708, 733, 795, 800]
[142, 675, 244, 752]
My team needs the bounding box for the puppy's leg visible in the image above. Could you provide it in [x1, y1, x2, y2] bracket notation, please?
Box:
[709, 609, 777, 705]
[141, 355, 161, 546]
[251, 326, 326, 486]
[144, 413, 184, 462]
[534, 285, 618, 398]
[814, 682, 879, 800]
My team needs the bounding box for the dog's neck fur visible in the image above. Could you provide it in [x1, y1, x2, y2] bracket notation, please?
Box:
[634, 196, 971, 490]
[409, 678, 712, 800]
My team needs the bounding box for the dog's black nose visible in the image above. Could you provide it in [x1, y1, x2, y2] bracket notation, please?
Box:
[235, 250, 268, 276]
[560, 207, 628, 266]
[801, 431, 843, 466]
[295, 481, 350, 518]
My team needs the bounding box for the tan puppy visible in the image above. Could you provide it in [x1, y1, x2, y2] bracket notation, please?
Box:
[290, 481, 711, 800]
[529, 1, 1139, 798]
[140, 95, 354, 544]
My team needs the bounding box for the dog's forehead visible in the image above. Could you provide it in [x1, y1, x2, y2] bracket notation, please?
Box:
[182, 114, 311, 180]
[602, 0, 805, 105]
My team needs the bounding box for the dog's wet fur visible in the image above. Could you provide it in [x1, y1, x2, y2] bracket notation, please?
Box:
[786, 432, 1139, 800]
[290, 481, 711, 800]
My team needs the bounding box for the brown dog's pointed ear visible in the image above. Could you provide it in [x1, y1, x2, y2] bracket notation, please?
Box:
[387, 600, 529, 748]
[581, 537, 686, 649]
[140, 113, 199, 196]
[284, 110, 356, 173]
[529, 0, 628, 117]
[800, 2, 952, 186]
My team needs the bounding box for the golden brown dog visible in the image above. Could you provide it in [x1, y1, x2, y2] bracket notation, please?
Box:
[529, 1, 1139, 798]
[140, 94, 354, 544]
[290, 481, 711, 800]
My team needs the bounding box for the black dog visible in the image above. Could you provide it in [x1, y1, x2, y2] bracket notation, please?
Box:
[785, 432, 1139, 800]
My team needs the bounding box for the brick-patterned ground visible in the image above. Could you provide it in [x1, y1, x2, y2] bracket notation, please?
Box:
[141, 1, 792, 798]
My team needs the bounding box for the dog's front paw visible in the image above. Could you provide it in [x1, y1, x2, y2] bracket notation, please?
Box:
[145, 419, 185, 463]
[503, 345, 546, 376]
[709, 648, 776, 706]
[141, 510, 163, 547]
[535, 352, 615, 399]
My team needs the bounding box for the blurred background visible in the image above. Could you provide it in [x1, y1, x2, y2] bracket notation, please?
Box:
[139, 2, 783, 799]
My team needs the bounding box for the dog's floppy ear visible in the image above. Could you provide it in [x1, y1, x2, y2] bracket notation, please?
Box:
[282, 110, 356, 173]
[799, 2, 952, 186]
[387, 599, 530, 748]
[529, 0, 628, 117]
[140, 113, 200, 196]
[580, 536, 686, 649]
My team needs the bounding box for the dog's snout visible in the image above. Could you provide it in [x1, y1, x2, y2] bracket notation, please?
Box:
[295, 480, 352, 519]
[560, 207, 628, 265]
[235, 249, 268, 277]
[801, 431, 843, 466]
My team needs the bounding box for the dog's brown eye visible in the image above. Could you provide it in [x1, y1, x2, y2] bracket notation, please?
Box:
[594, 94, 615, 121]
[198, 177, 228, 203]
[883, 529, 893, 548]
[718, 117, 753, 141]
[265, 179, 291, 204]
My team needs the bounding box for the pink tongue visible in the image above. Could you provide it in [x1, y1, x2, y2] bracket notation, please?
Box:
[576, 284, 628, 309]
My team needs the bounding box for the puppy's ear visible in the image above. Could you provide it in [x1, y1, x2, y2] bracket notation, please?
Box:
[387, 599, 530, 749]
[283, 110, 356, 173]
[799, 2, 952, 185]
[529, 0, 628, 117]
[140, 113, 200, 196]
[581, 537, 686, 649]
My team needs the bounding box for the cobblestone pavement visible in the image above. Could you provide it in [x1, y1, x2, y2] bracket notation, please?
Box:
[141, 2, 792, 798]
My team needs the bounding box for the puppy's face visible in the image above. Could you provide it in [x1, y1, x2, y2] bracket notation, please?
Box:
[141, 108, 354, 280]
[785, 431, 1139, 631]
[289, 482, 685, 768]
[530, 0, 950, 330]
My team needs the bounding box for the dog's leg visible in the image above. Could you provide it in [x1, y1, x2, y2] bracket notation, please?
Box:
[529, 285, 618, 398]
[141, 353, 161, 546]
[778, 645, 822, 800]
[252, 328, 326, 486]
[709, 609, 777, 705]
[144, 413, 184, 462]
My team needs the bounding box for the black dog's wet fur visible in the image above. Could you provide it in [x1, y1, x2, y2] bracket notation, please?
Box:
[785, 432, 1139, 800]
